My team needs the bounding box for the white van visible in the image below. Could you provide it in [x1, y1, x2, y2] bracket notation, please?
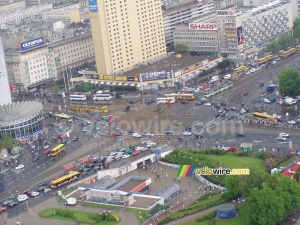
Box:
[224, 74, 232, 80]
[210, 76, 219, 83]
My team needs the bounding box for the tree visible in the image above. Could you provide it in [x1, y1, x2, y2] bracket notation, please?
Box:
[217, 59, 230, 69]
[266, 39, 278, 53]
[76, 82, 93, 92]
[223, 176, 242, 200]
[296, 167, 300, 182]
[247, 186, 285, 225]
[278, 68, 300, 96]
[0, 133, 19, 150]
[277, 34, 294, 49]
[175, 43, 189, 55]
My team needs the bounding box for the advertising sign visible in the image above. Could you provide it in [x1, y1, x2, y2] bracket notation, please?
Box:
[237, 27, 244, 45]
[127, 77, 139, 82]
[20, 37, 44, 51]
[188, 64, 196, 72]
[216, 10, 235, 16]
[92, 74, 98, 79]
[97, 75, 132, 81]
[189, 23, 218, 31]
[195, 62, 202, 69]
[174, 70, 182, 78]
[115, 76, 127, 81]
[140, 71, 172, 82]
[88, 0, 98, 12]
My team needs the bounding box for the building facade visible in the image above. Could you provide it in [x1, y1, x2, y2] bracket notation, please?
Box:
[173, 1, 294, 59]
[5, 37, 55, 91]
[0, 38, 12, 105]
[89, 0, 167, 76]
[0, 0, 25, 14]
[174, 23, 219, 56]
[48, 33, 95, 81]
[162, 0, 216, 46]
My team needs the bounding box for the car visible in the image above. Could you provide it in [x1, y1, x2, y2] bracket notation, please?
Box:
[195, 101, 203, 105]
[81, 172, 89, 177]
[195, 122, 204, 128]
[129, 144, 137, 149]
[7, 201, 18, 208]
[32, 155, 39, 162]
[182, 131, 192, 136]
[144, 132, 154, 137]
[17, 194, 29, 202]
[236, 133, 246, 137]
[229, 146, 239, 152]
[112, 131, 122, 136]
[43, 149, 51, 155]
[44, 188, 52, 194]
[133, 133, 141, 138]
[28, 191, 39, 197]
[72, 137, 79, 141]
[127, 129, 135, 134]
[135, 146, 144, 151]
[109, 152, 118, 156]
[122, 154, 130, 159]
[181, 101, 188, 104]
[279, 133, 289, 138]
[0, 206, 6, 213]
[82, 167, 92, 172]
[264, 98, 271, 103]
[132, 150, 141, 156]
[123, 106, 131, 112]
[15, 164, 24, 170]
[2, 199, 14, 206]
[277, 136, 287, 141]
[204, 102, 212, 106]
[288, 120, 297, 125]
[164, 131, 173, 135]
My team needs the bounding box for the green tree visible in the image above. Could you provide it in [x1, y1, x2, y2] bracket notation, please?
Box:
[0, 133, 19, 150]
[247, 186, 285, 225]
[76, 82, 93, 92]
[278, 67, 300, 96]
[240, 168, 269, 196]
[175, 43, 189, 55]
[293, 18, 300, 30]
[223, 176, 242, 200]
[217, 59, 230, 69]
[277, 34, 294, 49]
[294, 26, 300, 41]
[296, 167, 300, 182]
[266, 39, 278, 53]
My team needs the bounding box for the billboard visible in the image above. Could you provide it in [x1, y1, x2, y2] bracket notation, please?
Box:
[202, 59, 209, 66]
[174, 70, 182, 78]
[127, 77, 139, 82]
[237, 27, 244, 45]
[195, 62, 202, 69]
[20, 37, 44, 51]
[88, 0, 98, 12]
[216, 10, 235, 16]
[189, 23, 218, 31]
[140, 71, 172, 82]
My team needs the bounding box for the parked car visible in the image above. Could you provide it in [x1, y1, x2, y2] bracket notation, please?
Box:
[0, 206, 6, 213]
[15, 164, 25, 170]
[182, 131, 192, 136]
[122, 154, 130, 159]
[133, 133, 141, 138]
[164, 131, 173, 135]
[2, 199, 14, 206]
[7, 201, 18, 208]
[279, 133, 289, 138]
[277, 136, 287, 141]
[144, 132, 154, 137]
[229, 146, 239, 152]
[72, 137, 79, 141]
[236, 133, 246, 137]
[43, 149, 51, 155]
[28, 191, 39, 197]
[17, 194, 29, 202]
[132, 150, 141, 156]
[32, 155, 39, 162]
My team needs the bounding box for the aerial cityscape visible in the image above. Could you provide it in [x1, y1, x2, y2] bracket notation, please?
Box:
[1, 0, 300, 224]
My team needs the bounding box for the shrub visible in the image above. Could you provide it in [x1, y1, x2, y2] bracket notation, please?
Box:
[255, 152, 267, 160]
[56, 208, 74, 218]
[196, 211, 217, 222]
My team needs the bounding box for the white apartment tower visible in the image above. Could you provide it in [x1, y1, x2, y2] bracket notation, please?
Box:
[89, 0, 167, 75]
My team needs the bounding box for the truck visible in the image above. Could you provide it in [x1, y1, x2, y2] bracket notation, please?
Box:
[266, 86, 275, 92]
[64, 198, 76, 206]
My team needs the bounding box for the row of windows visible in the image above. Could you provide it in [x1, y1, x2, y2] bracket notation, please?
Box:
[191, 46, 218, 50]
[31, 73, 48, 81]
[55, 40, 92, 52]
[56, 44, 92, 53]
[58, 49, 93, 57]
[30, 68, 47, 74]
[180, 42, 218, 46]
[29, 63, 46, 69]
[175, 37, 217, 41]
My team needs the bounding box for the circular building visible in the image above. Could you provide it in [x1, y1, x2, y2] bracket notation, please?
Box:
[0, 101, 43, 141]
[216, 203, 236, 219]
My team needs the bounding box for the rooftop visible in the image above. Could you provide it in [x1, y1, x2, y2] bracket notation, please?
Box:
[48, 32, 91, 47]
[0, 101, 43, 125]
[123, 55, 217, 78]
[162, 0, 196, 10]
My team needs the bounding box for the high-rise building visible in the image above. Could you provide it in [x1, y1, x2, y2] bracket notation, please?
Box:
[89, 0, 167, 75]
[0, 38, 12, 106]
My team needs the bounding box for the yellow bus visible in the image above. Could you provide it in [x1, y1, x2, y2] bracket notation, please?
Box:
[257, 55, 274, 65]
[253, 112, 277, 120]
[280, 48, 297, 58]
[296, 45, 300, 51]
[50, 144, 66, 157]
[54, 113, 71, 119]
[165, 93, 195, 101]
[50, 171, 80, 189]
[233, 66, 249, 74]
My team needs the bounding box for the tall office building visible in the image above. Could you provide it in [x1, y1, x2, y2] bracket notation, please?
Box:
[89, 0, 167, 75]
[0, 38, 12, 106]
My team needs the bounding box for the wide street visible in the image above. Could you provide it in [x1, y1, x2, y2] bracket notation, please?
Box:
[2, 53, 300, 223]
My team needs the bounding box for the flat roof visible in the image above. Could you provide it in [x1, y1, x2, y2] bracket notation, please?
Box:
[123, 55, 217, 78]
[118, 180, 144, 192]
[131, 196, 158, 208]
[48, 32, 91, 48]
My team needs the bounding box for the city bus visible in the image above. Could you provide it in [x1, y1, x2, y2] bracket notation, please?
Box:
[280, 48, 297, 58]
[257, 55, 274, 65]
[253, 112, 277, 121]
[92, 93, 112, 101]
[54, 113, 71, 120]
[233, 66, 249, 74]
[50, 171, 80, 189]
[50, 144, 66, 157]
[70, 94, 87, 101]
[157, 97, 176, 104]
[164, 93, 195, 101]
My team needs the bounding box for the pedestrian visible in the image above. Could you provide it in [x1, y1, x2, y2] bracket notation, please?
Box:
[188, 180, 191, 186]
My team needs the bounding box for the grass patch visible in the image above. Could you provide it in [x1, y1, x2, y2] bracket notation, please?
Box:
[278, 156, 296, 167]
[39, 208, 120, 225]
[183, 204, 249, 225]
[126, 208, 151, 223]
[56, 188, 76, 201]
[82, 202, 122, 210]
[203, 153, 265, 171]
